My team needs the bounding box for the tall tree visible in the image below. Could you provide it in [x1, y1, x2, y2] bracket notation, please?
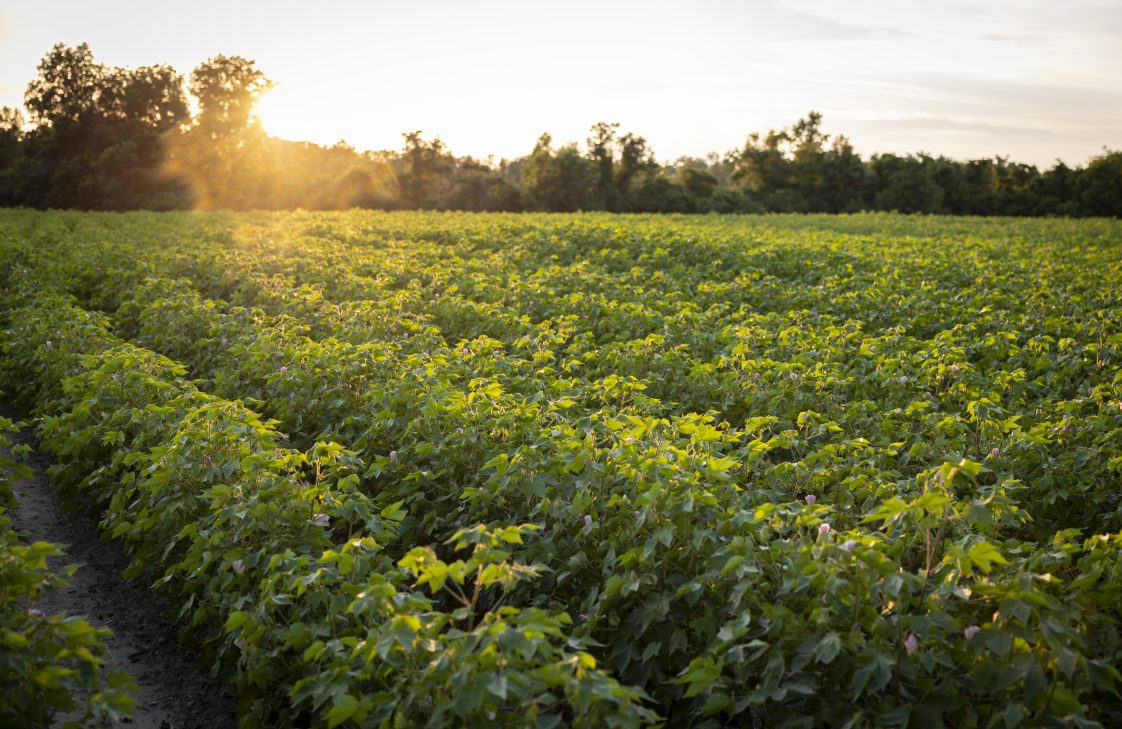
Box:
[189, 55, 272, 138]
[615, 132, 655, 208]
[1077, 150, 1122, 217]
[23, 43, 107, 127]
[122, 65, 190, 131]
[397, 131, 454, 208]
[731, 129, 791, 193]
[523, 133, 595, 212]
[587, 122, 618, 210]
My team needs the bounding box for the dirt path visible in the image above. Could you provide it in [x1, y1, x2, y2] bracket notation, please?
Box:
[4, 412, 239, 729]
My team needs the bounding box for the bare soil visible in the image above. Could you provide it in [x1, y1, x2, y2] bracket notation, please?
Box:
[4, 410, 238, 729]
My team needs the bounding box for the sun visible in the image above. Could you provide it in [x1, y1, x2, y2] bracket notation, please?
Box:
[254, 84, 338, 146]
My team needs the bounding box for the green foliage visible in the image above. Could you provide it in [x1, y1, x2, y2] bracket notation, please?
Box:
[2, 210, 1122, 726]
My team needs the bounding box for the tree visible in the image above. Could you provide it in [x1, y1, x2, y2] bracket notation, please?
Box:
[122, 65, 189, 131]
[731, 129, 791, 193]
[397, 132, 454, 208]
[586, 122, 619, 210]
[789, 111, 828, 196]
[189, 55, 272, 138]
[0, 108, 25, 205]
[679, 167, 718, 199]
[24, 43, 107, 127]
[818, 136, 868, 212]
[441, 158, 523, 212]
[0, 108, 23, 161]
[615, 132, 655, 207]
[1077, 150, 1122, 217]
[523, 133, 595, 212]
[870, 154, 944, 214]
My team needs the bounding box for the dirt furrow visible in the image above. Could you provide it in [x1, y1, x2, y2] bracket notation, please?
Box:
[4, 413, 238, 729]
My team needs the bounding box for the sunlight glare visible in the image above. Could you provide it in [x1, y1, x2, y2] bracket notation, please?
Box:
[254, 84, 348, 148]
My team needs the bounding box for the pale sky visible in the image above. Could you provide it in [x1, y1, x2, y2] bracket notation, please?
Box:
[1, 0, 1120, 167]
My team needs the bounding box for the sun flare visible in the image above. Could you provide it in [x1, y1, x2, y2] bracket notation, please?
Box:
[254, 85, 330, 144]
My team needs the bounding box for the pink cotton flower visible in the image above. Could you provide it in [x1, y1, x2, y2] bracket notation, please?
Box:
[989, 447, 1000, 459]
[232, 559, 245, 575]
[389, 450, 398, 461]
[818, 523, 831, 536]
[313, 513, 330, 524]
[28, 608, 44, 618]
[964, 625, 980, 640]
[584, 514, 593, 526]
[456, 427, 464, 434]
[950, 364, 960, 373]
[898, 376, 909, 384]
[904, 634, 919, 654]
[842, 539, 857, 551]
[805, 494, 817, 505]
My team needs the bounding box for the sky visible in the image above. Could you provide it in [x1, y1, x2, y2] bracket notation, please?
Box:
[1, 0, 1120, 167]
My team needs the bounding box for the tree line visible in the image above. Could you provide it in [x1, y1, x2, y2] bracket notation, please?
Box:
[1, 43, 1119, 216]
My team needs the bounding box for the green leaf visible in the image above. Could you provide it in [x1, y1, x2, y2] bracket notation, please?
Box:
[814, 632, 841, 664]
[967, 541, 1008, 573]
[327, 693, 359, 728]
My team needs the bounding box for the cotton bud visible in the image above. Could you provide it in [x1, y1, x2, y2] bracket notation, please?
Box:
[232, 559, 245, 575]
[818, 523, 831, 536]
[804, 494, 816, 505]
[584, 514, 593, 526]
[989, 447, 1000, 459]
[389, 450, 398, 461]
[904, 634, 919, 654]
